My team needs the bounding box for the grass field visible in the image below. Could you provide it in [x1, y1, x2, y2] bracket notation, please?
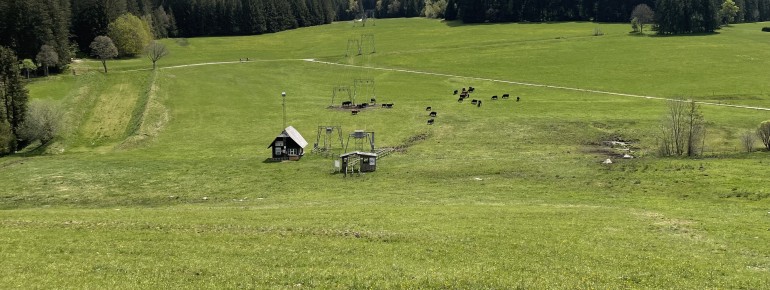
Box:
[2, 19, 770, 288]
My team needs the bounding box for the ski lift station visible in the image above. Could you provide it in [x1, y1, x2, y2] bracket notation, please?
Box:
[268, 126, 308, 161]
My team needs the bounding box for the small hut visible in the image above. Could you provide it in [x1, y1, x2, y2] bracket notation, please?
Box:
[268, 126, 308, 161]
[340, 151, 378, 175]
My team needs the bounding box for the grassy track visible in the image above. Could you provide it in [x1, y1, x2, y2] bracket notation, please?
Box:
[2, 19, 770, 288]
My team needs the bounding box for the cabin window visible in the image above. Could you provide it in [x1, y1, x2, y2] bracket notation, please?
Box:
[275, 141, 284, 147]
[274, 147, 282, 155]
[288, 148, 297, 155]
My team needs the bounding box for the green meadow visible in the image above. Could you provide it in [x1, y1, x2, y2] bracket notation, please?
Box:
[2, 18, 770, 288]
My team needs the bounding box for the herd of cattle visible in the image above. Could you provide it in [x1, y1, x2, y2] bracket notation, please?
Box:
[425, 86, 521, 125]
[339, 87, 520, 123]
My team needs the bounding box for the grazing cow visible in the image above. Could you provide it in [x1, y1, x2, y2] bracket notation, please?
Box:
[460, 92, 469, 98]
[502, 94, 510, 99]
[426, 106, 432, 111]
[429, 112, 437, 117]
[477, 100, 482, 107]
[516, 96, 520, 102]
[427, 119, 434, 125]
[351, 110, 359, 115]
[469, 86, 475, 93]
[383, 103, 394, 108]
[370, 98, 376, 104]
[342, 101, 352, 107]
[491, 95, 498, 100]
[471, 99, 478, 105]
[457, 97, 464, 103]
[453, 90, 458, 95]
[462, 88, 467, 93]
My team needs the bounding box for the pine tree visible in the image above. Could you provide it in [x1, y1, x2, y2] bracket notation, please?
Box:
[0, 46, 29, 154]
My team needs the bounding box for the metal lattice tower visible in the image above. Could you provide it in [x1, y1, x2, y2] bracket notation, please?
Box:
[331, 86, 352, 107]
[314, 125, 344, 155]
[353, 78, 375, 106]
[345, 130, 375, 153]
[360, 34, 376, 54]
[346, 39, 361, 56]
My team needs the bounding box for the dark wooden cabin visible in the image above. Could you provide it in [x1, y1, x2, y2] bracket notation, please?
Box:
[268, 126, 308, 161]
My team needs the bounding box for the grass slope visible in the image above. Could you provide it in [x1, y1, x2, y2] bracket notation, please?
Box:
[2, 19, 770, 288]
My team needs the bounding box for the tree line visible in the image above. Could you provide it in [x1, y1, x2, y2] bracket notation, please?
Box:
[3, 0, 770, 75]
[445, 0, 770, 33]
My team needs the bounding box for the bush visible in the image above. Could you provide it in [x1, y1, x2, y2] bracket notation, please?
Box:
[18, 100, 64, 145]
[758, 120, 770, 150]
[762, 27, 770, 32]
[741, 130, 755, 153]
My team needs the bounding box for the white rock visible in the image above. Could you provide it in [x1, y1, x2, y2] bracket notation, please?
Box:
[603, 159, 613, 164]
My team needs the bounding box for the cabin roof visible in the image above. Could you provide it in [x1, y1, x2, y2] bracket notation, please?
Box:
[268, 126, 308, 148]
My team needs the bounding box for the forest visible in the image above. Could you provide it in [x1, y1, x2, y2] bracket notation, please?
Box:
[1, 0, 770, 73]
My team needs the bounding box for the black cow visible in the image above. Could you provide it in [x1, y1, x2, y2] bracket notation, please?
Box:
[370, 98, 376, 104]
[342, 101, 352, 107]
[471, 99, 478, 105]
[351, 110, 359, 115]
[429, 112, 437, 117]
[426, 106, 432, 111]
[457, 97, 464, 103]
[516, 96, 520, 102]
[468, 86, 475, 93]
[491, 95, 498, 100]
[383, 103, 394, 108]
[427, 119, 434, 125]
[502, 94, 510, 99]
[477, 100, 482, 107]
[453, 90, 458, 95]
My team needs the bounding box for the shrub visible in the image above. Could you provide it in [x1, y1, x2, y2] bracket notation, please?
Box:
[18, 100, 64, 145]
[762, 27, 770, 32]
[758, 121, 770, 150]
[740, 130, 755, 153]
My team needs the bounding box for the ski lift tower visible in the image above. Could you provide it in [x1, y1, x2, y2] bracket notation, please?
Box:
[353, 78, 375, 106]
[345, 130, 375, 153]
[313, 125, 344, 155]
[331, 85, 352, 107]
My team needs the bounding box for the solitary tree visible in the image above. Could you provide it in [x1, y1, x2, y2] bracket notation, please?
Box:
[36, 45, 59, 77]
[720, 0, 740, 26]
[19, 59, 37, 79]
[658, 99, 705, 157]
[145, 41, 169, 70]
[758, 121, 770, 150]
[631, 4, 655, 34]
[90, 36, 119, 74]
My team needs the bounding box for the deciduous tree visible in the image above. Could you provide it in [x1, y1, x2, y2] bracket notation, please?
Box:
[631, 4, 655, 33]
[35, 45, 59, 77]
[145, 41, 169, 70]
[757, 120, 770, 150]
[720, 0, 741, 25]
[108, 13, 153, 57]
[90, 36, 118, 73]
[658, 99, 706, 157]
[19, 59, 37, 79]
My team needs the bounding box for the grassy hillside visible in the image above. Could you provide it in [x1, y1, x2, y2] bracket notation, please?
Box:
[2, 19, 770, 288]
